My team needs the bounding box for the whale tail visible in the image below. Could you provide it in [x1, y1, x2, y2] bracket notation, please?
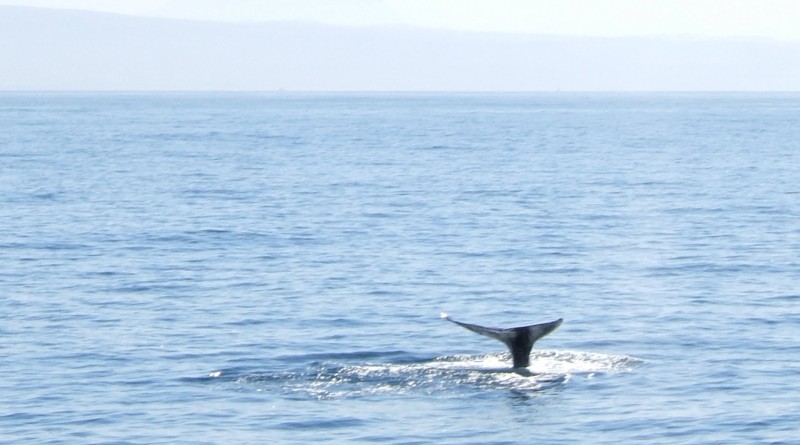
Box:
[441, 313, 563, 368]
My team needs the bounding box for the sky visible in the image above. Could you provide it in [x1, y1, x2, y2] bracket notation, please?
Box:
[3, 1, 800, 90]
[2, 0, 800, 40]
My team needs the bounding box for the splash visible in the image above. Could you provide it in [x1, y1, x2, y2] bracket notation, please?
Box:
[207, 349, 641, 399]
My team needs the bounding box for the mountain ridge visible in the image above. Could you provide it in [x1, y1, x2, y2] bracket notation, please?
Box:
[2, 6, 799, 91]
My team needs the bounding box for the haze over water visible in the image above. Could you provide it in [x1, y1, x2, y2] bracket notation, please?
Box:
[2, 93, 799, 443]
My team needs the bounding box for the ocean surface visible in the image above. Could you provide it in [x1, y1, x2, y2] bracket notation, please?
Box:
[2, 92, 799, 444]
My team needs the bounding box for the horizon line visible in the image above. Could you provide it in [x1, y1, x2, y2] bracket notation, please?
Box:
[3, 89, 800, 94]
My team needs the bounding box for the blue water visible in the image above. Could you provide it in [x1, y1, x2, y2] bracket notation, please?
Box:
[2, 92, 799, 444]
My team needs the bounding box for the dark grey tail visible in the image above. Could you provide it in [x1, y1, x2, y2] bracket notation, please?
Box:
[441, 313, 563, 368]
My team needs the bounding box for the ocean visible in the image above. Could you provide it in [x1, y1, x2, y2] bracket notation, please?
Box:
[2, 92, 799, 444]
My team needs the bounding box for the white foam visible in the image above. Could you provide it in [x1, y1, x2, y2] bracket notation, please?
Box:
[527, 350, 640, 374]
[232, 349, 641, 399]
[429, 349, 638, 374]
[297, 349, 639, 398]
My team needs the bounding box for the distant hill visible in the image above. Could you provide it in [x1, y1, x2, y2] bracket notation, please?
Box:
[2, 6, 799, 91]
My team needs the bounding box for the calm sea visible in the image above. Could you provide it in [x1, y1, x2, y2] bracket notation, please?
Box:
[2, 93, 799, 444]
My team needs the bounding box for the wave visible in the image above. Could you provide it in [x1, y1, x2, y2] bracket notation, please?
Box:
[202, 350, 641, 399]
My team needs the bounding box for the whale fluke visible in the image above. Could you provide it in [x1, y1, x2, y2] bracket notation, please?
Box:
[441, 313, 563, 368]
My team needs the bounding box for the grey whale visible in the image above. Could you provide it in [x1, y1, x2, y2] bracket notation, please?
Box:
[441, 313, 563, 368]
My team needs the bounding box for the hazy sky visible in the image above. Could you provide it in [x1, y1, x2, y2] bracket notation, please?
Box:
[3, 0, 800, 40]
[3, 1, 800, 90]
